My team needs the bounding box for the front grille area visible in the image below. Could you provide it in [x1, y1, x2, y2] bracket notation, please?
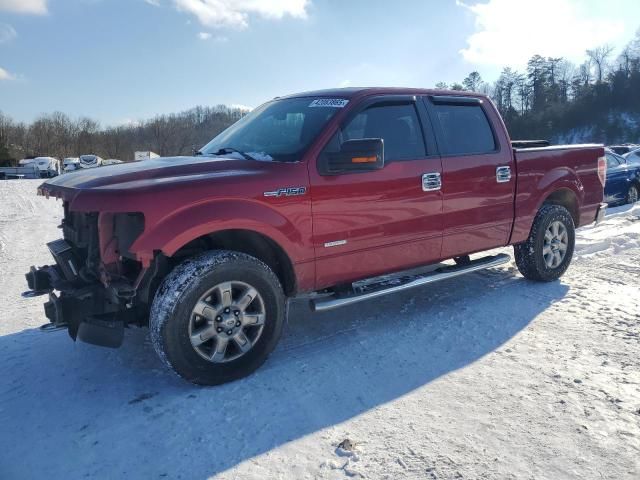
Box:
[62, 208, 97, 249]
[60, 203, 100, 278]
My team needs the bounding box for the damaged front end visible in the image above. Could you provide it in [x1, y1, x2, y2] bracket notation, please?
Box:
[25, 203, 162, 348]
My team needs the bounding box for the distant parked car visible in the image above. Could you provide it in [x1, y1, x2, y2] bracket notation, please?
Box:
[134, 151, 160, 161]
[79, 154, 103, 169]
[608, 144, 639, 155]
[103, 159, 124, 166]
[623, 148, 640, 165]
[0, 162, 40, 179]
[20, 157, 59, 178]
[605, 150, 640, 205]
[62, 157, 80, 173]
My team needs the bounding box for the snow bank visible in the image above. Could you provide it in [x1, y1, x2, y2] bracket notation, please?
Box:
[0, 180, 638, 479]
[575, 203, 640, 257]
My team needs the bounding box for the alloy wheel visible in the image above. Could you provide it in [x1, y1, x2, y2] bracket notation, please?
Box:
[188, 281, 266, 363]
[542, 220, 568, 269]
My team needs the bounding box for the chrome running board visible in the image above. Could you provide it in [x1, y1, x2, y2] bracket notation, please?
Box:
[311, 253, 511, 312]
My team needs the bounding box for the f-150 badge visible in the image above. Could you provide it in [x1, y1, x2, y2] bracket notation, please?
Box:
[263, 187, 307, 197]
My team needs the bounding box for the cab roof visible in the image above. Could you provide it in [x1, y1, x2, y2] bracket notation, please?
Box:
[278, 87, 487, 101]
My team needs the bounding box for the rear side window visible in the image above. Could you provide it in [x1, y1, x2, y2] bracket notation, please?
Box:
[606, 153, 622, 169]
[331, 103, 426, 161]
[432, 103, 496, 155]
[627, 152, 640, 165]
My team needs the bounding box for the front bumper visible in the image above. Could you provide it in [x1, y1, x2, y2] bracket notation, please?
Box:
[595, 202, 607, 224]
[40, 288, 125, 348]
[25, 239, 130, 348]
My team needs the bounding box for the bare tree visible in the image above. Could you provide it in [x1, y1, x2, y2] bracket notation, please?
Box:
[556, 59, 575, 103]
[587, 44, 614, 83]
[0, 105, 247, 162]
[76, 117, 100, 155]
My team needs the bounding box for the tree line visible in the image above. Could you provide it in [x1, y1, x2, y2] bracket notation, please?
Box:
[439, 29, 640, 143]
[0, 105, 247, 166]
[2, 29, 640, 167]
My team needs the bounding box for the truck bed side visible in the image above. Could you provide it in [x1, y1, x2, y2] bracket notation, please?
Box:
[511, 144, 604, 244]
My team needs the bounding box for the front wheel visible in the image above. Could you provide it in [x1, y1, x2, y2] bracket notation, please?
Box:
[150, 250, 285, 385]
[514, 205, 575, 282]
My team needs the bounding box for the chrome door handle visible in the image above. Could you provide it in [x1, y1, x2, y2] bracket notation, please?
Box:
[496, 166, 511, 183]
[422, 172, 441, 191]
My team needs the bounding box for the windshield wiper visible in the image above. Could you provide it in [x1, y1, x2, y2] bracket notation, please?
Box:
[210, 147, 257, 161]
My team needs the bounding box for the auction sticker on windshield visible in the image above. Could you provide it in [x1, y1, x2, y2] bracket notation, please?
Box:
[309, 99, 349, 108]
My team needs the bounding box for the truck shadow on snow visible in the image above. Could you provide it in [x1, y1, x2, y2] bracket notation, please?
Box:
[0, 265, 569, 479]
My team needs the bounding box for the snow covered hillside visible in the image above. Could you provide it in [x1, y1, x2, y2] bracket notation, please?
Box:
[0, 180, 638, 479]
[551, 111, 640, 145]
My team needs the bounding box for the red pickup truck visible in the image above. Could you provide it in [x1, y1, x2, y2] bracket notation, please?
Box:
[26, 88, 607, 385]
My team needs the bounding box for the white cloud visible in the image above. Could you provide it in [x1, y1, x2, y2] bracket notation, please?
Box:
[174, 0, 310, 29]
[144, 0, 161, 6]
[0, 0, 48, 15]
[197, 31, 229, 41]
[0, 67, 15, 80]
[0, 23, 17, 44]
[458, 0, 628, 68]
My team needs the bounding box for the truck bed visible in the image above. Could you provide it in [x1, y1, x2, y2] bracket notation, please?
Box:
[511, 144, 605, 244]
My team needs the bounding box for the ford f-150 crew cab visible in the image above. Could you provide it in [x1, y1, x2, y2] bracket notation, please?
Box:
[25, 88, 607, 385]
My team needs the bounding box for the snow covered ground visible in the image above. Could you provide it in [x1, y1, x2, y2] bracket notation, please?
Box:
[0, 179, 638, 479]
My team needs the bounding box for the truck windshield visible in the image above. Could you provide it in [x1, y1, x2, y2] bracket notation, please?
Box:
[199, 97, 346, 162]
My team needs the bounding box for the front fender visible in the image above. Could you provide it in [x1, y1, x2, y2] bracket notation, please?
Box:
[129, 199, 309, 265]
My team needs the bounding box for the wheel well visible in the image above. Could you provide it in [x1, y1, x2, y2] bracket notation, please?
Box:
[542, 189, 579, 227]
[172, 230, 297, 296]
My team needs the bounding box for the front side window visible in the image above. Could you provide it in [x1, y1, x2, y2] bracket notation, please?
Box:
[324, 103, 426, 161]
[432, 103, 496, 155]
[200, 97, 344, 162]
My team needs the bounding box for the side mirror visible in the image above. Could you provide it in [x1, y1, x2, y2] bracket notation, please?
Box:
[326, 138, 384, 174]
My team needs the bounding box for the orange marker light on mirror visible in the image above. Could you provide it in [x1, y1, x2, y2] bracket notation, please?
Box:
[351, 156, 377, 164]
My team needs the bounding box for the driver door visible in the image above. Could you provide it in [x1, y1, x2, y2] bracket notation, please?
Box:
[308, 97, 443, 289]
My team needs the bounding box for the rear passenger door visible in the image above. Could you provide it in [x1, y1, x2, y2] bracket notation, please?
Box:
[423, 96, 515, 258]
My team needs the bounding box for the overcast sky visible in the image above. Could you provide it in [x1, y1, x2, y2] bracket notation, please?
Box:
[1, 0, 639, 125]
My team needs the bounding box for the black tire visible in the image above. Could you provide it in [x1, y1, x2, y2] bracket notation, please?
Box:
[514, 204, 575, 282]
[627, 184, 639, 204]
[150, 250, 285, 385]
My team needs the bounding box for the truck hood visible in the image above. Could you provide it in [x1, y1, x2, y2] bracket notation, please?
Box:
[39, 156, 262, 199]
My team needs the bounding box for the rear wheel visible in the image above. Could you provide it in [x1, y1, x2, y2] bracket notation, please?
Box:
[514, 205, 575, 282]
[627, 184, 639, 204]
[150, 250, 285, 385]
